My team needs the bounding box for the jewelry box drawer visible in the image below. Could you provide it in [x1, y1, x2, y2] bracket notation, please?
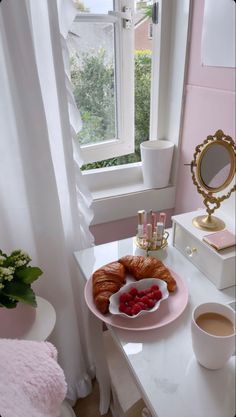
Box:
[172, 222, 235, 290]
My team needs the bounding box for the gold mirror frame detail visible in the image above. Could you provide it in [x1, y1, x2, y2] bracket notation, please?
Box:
[190, 130, 236, 231]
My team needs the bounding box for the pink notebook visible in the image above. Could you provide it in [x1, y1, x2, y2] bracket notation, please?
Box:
[203, 229, 236, 251]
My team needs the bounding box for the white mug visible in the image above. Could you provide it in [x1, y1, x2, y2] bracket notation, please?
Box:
[191, 302, 236, 370]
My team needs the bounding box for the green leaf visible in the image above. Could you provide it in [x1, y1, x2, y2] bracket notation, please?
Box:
[15, 266, 43, 284]
[2, 281, 37, 307]
[0, 293, 18, 308]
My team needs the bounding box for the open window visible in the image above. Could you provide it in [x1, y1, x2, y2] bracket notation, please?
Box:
[68, 0, 135, 164]
[68, 0, 191, 228]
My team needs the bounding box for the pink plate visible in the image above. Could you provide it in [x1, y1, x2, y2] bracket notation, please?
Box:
[84, 269, 188, 331]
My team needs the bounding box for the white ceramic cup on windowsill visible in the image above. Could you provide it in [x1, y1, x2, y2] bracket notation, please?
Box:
[140, 140, 174, 188]
[191, 302, 236, 370]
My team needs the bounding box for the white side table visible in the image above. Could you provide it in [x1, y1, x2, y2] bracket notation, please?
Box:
[0, 296, 76, 417]
[0, 296, 56, 340]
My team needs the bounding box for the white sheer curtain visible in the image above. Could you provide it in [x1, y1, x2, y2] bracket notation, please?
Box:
[0, 0, 95, 404]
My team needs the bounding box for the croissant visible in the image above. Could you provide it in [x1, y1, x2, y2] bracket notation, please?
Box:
[118, 255, 176, 292]
[92, 261, 126, 314]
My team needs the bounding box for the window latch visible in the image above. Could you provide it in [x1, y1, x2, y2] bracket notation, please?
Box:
[152, 2, 159, 25]
[108, 7, 133, 29]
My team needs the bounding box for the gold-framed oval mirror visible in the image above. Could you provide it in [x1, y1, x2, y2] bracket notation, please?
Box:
[190, 130, 236, 231]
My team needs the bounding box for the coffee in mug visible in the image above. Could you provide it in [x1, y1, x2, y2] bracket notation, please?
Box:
[191, 302, 236, 370]
[196, 312, 234, 337]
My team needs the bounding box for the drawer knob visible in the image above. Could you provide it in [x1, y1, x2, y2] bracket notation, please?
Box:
[185, 246, 197, 258]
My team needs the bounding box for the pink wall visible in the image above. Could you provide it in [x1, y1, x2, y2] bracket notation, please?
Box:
[174, 0, 236, 215]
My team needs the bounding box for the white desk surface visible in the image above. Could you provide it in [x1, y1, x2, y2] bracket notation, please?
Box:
[74, 236, 236, 417]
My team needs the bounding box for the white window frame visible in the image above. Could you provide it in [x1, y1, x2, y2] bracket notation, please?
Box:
[82, 0, 191, 225]
[72, 0, 135, 164]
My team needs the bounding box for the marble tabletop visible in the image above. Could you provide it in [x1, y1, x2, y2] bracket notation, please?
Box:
[74, 235, 235, 417]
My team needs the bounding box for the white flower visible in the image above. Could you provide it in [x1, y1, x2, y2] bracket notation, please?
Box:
[15, 259, 27, 267]
[10, 250, 31, 267]
[20, 250, 30, 258]
[0, 266, 15, 281]
[0, 255, 6, 266]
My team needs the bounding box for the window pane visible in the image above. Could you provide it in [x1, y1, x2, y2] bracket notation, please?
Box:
[73, 0, 114, 14]
[69, 21, 116, 145]
[133, 3, 152, 161]
[81, 2, 152, 170]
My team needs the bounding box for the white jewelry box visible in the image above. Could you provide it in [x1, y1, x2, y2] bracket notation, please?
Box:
[171, 210, 236, 290]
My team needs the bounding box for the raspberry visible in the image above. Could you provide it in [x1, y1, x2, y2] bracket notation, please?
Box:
[119, 303, 127, 313]
[124, 306, 133, 316]
[147, 299, 155, 309]
[153, 290, 162, 300]
[134, 295, 141, 303]
[147, 291, 155, 299]
[127, 300, 135, 307]
[119, 292, 132, 303]
[131, 304, 142, 315]
[140, 295, 149, 305]
[138, 290, 146, 297]
[129, 287, 138, 297]
[137, 301, 148, 310]
[150, 284, 159, 291]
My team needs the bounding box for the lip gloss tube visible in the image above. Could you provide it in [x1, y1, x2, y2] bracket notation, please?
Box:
[159, 212, 166, 229]
[148, 209, 153, 224]
[156, 221, 164, 246]
[146, 223, 153, 242]
[151, 212, 157, 231]
[137, 210, 145, 238]
[143, 210, 147, 236]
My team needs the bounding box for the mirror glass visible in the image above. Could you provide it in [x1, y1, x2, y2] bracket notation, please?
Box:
[199, 143, 232, 189]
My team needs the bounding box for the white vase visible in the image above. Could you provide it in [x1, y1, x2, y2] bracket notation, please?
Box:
[140, 139, 174, 188]
[0, 302, 36, 338]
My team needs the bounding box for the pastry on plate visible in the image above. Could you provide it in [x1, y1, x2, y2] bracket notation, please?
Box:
[118, 255, 176, 292]
[92, 261, 126, 314]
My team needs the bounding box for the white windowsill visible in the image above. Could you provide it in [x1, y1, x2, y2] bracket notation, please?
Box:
[83, 163, 176, 225]
[83, 162, 142, 196]
[92, 182, 153, 200]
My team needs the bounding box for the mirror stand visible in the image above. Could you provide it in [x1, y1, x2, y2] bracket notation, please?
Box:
[190, 130, 236, 232]
[192, 214, 225, 231]
[192, 190, 226, 231]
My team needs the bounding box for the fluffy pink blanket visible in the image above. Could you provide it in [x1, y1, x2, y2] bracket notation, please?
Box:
[0, 339, 67, 417]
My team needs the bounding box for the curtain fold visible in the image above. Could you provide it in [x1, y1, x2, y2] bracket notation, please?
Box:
[0, 0, 94, 403]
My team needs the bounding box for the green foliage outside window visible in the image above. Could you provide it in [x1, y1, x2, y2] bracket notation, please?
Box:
[71, 49, 152, 170]
[71, 50, 115, 145]
[134, 50, 152, 155]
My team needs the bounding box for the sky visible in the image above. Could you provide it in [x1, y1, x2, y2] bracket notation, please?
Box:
[83, 0, 113, 13]
[83, 0, 142, 14]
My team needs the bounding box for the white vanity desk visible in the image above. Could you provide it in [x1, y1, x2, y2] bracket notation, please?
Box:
[74, 233, 235, 417]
